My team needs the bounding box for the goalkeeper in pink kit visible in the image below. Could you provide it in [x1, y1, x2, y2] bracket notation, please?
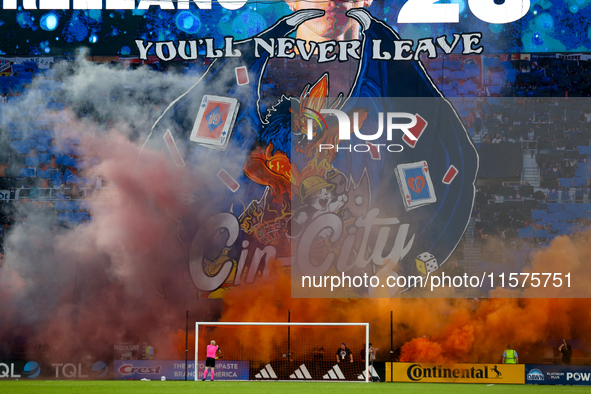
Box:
[202, 340, 221, 381]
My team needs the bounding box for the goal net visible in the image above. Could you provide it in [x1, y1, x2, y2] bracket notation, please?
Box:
[194, 322, 370, 382]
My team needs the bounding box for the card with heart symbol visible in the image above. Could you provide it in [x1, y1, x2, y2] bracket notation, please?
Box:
[395, 160, 437, 211]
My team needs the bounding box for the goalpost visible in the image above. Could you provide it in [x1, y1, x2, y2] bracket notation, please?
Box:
[194, 322, 370, 382]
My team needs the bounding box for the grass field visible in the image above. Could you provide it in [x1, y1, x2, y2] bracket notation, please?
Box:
[1, 381, 590, 394]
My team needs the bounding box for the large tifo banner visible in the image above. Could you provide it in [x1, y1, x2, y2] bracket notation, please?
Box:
[525, 365, 591, 386]
[1, 0, 591, 306]
[1, 3, 590, 300]
[386, 362, 524, 384]
[113, 360, 248, 380]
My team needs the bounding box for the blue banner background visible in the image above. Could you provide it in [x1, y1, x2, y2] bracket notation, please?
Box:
[0, 0, 590, 55]
[525, 364, 591, 385]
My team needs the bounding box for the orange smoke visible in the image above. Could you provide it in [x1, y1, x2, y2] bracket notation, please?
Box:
[213, 230, 591, 364]
[399, 337, 444, 363]
[167, 329, 195, 361]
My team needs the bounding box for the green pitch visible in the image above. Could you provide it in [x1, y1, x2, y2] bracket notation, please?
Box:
[1, 381, 590, 394]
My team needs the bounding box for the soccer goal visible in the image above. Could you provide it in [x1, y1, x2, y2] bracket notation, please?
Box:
[194, 322, 371, 382]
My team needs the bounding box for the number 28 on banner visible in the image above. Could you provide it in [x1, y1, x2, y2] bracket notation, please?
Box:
[398, 0, 530, 24]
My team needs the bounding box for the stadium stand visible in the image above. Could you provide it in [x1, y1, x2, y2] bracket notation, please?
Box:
[421, 55, 591, 296]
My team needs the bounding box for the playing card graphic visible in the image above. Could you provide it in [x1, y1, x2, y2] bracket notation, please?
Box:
[163, 129, 185, 167]
[402, 114, 428, 148]
[190, 95, 240, 150]
[395, 160, 436, 211]
[235, 66, 249, 86]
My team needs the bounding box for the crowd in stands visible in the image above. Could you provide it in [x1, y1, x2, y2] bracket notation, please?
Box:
[466, 100, 591, 254]
[0, 61, 106, 255]
[421, 55, 591, 286]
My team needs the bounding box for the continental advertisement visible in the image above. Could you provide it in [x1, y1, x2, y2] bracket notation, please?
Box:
[386, 362, 524, 384]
